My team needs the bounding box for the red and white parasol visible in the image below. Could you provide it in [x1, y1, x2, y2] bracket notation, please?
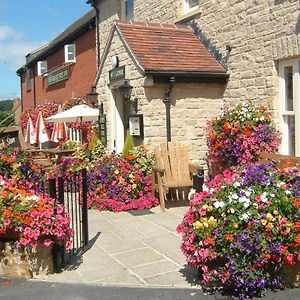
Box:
[35, 111, 50, 147]
[51, 121, 69, 143]
[24, 117, 36, 145]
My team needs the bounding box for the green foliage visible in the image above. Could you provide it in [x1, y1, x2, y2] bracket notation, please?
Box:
[0, 100, 13, 112]
[122, 130, 134, 157]
[0, 111, 14, 127]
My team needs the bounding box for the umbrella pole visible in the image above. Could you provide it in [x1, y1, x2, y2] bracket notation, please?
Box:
[80, 116, 83, 144]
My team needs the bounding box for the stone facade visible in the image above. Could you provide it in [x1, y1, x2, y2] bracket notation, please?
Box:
[93, 0, 300, 163]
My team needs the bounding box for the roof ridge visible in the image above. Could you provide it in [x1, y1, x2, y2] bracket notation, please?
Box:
[116, 20, 190, 31]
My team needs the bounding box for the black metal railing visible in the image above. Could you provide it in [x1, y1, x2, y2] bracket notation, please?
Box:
[34, 168, 88, 272]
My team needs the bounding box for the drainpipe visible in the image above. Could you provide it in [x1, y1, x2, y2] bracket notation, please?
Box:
[33, 66, 37, 108]
[87, 0, 100, 68]
[163, 76, 175, 142]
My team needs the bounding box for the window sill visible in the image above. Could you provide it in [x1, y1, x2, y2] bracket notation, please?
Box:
[175, 7, 203, 24]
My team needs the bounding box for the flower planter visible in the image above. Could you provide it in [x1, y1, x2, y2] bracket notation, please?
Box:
[0, 241, 53, 279]
[282, 262, 300, 288]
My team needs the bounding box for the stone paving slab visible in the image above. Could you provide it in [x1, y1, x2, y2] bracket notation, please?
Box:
[48, 205, 198, 288]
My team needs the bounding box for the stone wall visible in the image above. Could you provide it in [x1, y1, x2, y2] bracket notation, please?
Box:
[194, 0, 300, 121]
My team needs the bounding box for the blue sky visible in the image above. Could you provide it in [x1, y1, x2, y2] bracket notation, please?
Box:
[0, 0, 91, 100]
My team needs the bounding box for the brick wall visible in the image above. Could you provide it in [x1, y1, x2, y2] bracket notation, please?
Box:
[21, 28, 96, 112]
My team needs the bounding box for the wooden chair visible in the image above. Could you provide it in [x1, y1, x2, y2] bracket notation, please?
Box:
[152, 141, 203, 211]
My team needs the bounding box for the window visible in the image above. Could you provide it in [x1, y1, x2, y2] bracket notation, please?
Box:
[184, 0, 200, 13]
[37, 61, 48, 76]
[64, 44, 76, 63]
[26, 68, 32, 92]
[121, 0, 134, 21]
[279, 59, 300, 156]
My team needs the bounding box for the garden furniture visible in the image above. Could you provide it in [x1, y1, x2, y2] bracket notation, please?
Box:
[152, 141, 202, 211]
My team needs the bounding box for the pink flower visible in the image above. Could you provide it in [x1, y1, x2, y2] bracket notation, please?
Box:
[44, 239, 53, 247]
[286, 254, 295, 265]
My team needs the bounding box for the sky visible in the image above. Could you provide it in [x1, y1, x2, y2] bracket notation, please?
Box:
[0, 0, 91, 100]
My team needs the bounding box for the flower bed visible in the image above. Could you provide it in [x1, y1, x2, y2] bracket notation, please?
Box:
[206, 103, 280, 174]
[59, 143, 158, 212]
[177, 163, 300, 299]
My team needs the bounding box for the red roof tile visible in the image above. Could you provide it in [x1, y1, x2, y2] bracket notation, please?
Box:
[115, 21, 226, 74]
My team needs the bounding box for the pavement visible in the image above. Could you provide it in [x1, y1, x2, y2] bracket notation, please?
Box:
[2, 204, 299, 299]
[48, 204, 198, 287]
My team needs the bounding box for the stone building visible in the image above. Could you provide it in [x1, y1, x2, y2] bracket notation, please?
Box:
[87, 0, 300, 162]
[17, 10, 96, 112]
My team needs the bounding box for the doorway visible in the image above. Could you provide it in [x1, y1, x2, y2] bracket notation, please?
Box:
[111, 89, 130, 153]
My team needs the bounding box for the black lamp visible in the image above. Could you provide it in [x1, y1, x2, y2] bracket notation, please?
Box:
[87, 85, 99, 108]
[119, 81, 133, 102]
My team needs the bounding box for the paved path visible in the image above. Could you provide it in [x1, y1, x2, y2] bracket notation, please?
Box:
[48, 205, 199, 288]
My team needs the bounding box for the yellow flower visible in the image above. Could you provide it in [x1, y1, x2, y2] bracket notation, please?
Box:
[266, 223, 273, 229]
[132, 183, 137, 189]
[227, 208, 235, 214]
[266, 213, 274, 222]
[233, 223, 239, 229]
[114, 169, 120, 175]
[206, 205, 213, 212]
[261, 219, 267, 226]
[129, 174, 134, 179]
[273, 210, 279, 215]
[208, 216, 217, 227]
[193, 221, 203, 230]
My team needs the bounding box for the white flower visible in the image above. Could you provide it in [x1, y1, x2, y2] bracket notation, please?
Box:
[188, 188, 196, 200]
[232, 193, 239, 200]
[243, 201, 250, 208]
[233, 181, 241, 188]
[213, 201, 225, 209]
[202, 185, 209, 192]
[26, 195, 39, 201]
[239, 212, 251, 221]
[239, 196, 248, 203]
[245, 190, 252, 197]
[285, 190, 292, 195]
[269, 193, 275, 198]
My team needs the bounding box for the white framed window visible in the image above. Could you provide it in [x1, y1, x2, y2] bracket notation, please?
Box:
[121, 0, 134, 21]
[279, 59, 300, 156]
[26, 68, 32, 92]
[37, 61, 48, 76]
[184, 0, 200, 13]
[64, 44, 76, 63]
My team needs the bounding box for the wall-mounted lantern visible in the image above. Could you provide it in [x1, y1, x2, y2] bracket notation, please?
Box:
[119, 81, 133, 102]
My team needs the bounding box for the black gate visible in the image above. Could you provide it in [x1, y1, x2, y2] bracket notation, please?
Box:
[37, 168, 89, 272]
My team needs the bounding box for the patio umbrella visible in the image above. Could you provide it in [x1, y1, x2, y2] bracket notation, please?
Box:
[36, 111, 50, 147]
[50, 105, 69, 143]
[45, 104, 99, 123]
[51, 121, 69, 143]
[24, 117, 36, 145]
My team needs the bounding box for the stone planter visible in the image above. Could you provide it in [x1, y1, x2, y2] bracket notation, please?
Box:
[282, 261, 300, 288]
[0, 241, 54, 279]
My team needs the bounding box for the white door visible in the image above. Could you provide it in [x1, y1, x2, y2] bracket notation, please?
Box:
[111, 90, 125, 153]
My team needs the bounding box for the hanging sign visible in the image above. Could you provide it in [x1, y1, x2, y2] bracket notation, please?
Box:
[109, 66, 125, 82]
[48, 68, 69, 86]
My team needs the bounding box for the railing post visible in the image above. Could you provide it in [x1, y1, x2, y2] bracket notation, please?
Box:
[81, 168, 89, 247]
[49, 178, 57, 200]
[193, 169, 204, 193]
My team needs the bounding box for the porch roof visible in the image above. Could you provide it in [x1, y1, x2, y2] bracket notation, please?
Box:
[115, 20, 227, 75]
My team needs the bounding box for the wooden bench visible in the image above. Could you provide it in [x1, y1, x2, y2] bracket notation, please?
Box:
[258, 152, 300, 168]
[152, 141, 203, 211]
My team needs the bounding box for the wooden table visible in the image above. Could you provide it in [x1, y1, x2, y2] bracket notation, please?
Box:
[40, 148, 76, 165]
